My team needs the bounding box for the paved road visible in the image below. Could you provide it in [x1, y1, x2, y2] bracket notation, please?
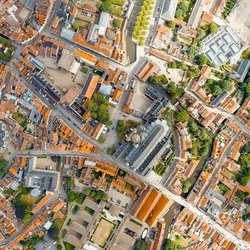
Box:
[0, 194, 59, 247]
[3, 1, 250, 248]
[14, 149, 250, 249]
[145, 0, 164, 47]
[186, 90, 250, 134]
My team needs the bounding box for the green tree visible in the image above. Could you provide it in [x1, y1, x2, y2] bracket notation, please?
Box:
[100, 1, 112, 12]
[152, 74, 168, 85]
[188, 46, 199, 59]
[188, 121, 198, 133]
[168, 61, 177, 68]
[196, 54, 208, 65]
[165, 21, 176, 29]
[211, 84, 222, 96]
[48, 227, 59, 239]
[66, 190, 76, 202]
[166, 82, 177, 95]
[242, 212, 250, 221]
[209, 22, 218, 33]
[175, 9, 183, 19]
[182, 180, 191, 193]
[176, 110, 189, 123]
[83, 188, 92, 196]
[116, 120, 125, 133]
[76, 193, 86, 204]
[133, 239, 147, 250]
[107, 148, 115, 155]
[197, 28, 206, 40]
[218, 182, 230, 195]
[165, 239, 182, 250]
[101, 193, 108, 202]
[199, 129, 209, 141]
[64, 177, 74, 187]
[90, 190, 97, 198]
[0, 158, 8, 176]
[220, 79, 232, 91]
[187, 67, 200, 78]
[112, 19, 122, 29]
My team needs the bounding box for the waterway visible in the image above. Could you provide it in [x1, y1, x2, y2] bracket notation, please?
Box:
[126, 36, 136, 63]
[163, 202, 183, 238]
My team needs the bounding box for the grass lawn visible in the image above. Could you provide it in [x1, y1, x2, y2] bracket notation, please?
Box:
[81, 67, 88, 74]
[90, 218, 115, 248]
[19, 194, 40, 206]
[84, 206, 95, 215]
[125, 182, 134, 191]
[12, 112, 28, 127]
[171, 230, 190, 248]
[54, 218, 66, 229]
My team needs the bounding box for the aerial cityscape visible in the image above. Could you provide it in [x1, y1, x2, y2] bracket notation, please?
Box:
[0, 0, 249, 249]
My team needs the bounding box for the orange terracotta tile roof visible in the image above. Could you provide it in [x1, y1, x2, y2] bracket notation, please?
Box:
[112, 88, 122, 101]
[75, 49, 97, 64]
[84, 74, 99, 99]
[32, 193, 54, 214]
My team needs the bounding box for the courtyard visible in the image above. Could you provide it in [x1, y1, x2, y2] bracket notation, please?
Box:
[90, 218, 115, 248]
[130, 80, 153, 113]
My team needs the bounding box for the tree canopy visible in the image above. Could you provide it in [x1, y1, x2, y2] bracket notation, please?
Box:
[112, 19, 122, 29]
[165, 82, 184, 99]
[176, 110, 189, 123]
[165, 239, 183, 250]
[133, 239, 147, 250]
[209, 22, 218, 33]
[182, 179, 191, 193]
[240, 71, 250, 99]
[187, 121, 212, 159]
[187, 67, 200, 79]
[0, 158, 8, 176]
[205, 78, 233, 96]
[87, 93, 111, 126]
[195, 54, 208, 65]
[151, 74, 168, 85]
[48, 227, 59, 239]
[236, 142, 250, 186]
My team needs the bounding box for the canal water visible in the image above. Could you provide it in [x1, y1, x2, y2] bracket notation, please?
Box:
[126, 36, 136, 63]
[163, 202, 182, 238]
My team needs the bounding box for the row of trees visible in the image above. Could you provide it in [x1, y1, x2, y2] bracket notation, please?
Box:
[236, 142, 250, 186]
[83, 187, 108, 202]
[168, 61, 187, 70]
[132, 0, 154, 45]
[240, 71, 250, 99]
[87, 93, 111, 126]
[205, 78, 233, 96]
